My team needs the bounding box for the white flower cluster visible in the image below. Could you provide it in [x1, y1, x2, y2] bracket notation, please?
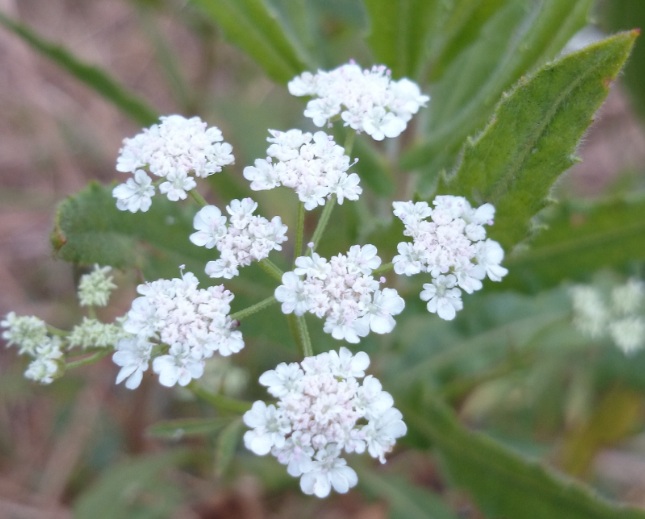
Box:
[243, 129, 361, 210]
[78, 264, 117, 307]
[570, 278, 645, 354]
[243, 347, 406, 498]
[113, 270, 243, 389]
[2, 312, 63, 384]
[190, 198, 288, 279]
[275, 245, 404, 343]
[113, 115, 234, 212]
[288, 63, 429, 141]
[393, 196, 508, 320]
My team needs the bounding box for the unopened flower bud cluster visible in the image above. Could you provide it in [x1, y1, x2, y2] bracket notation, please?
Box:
[570, 278, 645, 354]
[2, 265, 124, 384]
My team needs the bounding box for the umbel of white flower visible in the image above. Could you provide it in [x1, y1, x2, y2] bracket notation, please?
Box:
[570, 278, 645, 354]
[288, 63, 429, 141]
[190, 198, 288, 279]
[243, 347, 407, 498]
[243, 129, 362, 210]
[1, 312, 63, 384]
[393, 196, 508, 320]
[112, 270, 243, 389]
[113, 115, 234, 212]
[275, 245, 405, 343]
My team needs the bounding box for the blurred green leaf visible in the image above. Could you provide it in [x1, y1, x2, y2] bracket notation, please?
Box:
[404, 0, 592, 180]
[147, 417, 233, 440]
[51, 182, 211, 279]
[214, 418, 244, 477]
[192, 0, 310, 83]
[436, 31, 637, 250]
[597, 0, 645, 117]
[74, 451, 187, 519]
[425, 0, 506, 81]
[364, 0, 437, 79]
[0, 11, 158, 126]
[503, 195, 645, 292]
[407, 397, 645, 519]
[357, 466, 460, 519]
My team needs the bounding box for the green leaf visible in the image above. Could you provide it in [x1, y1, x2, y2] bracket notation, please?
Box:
[364, 0, 438, 78]
[407, 397, 645, 519]
[51, 182, 211, 278]
[192, 0, 310, 83]
[214, 418, 244, 478]
[74, 451, 188, 519]
[0, 12, 158, 126]
[403, 0, 592, 178]
[357, 465, 460, 519]
[436, 31, 637, 250]
[503, 196, 645, 292]
[147, 417, 233, 440]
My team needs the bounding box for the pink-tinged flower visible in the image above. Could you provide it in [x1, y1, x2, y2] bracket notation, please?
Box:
[243, 347, 406, 498]
[393, 196, 507, 320]
[192, 199, 288, 279]
[275, 246, 404, 343]
[113, 270, 243, 389]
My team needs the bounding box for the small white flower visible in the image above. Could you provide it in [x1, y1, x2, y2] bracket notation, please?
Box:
[113, 169, 155, 213]
[113, 270, 243, 389]
[612, 278, 645, 316]
[243, 130, 360, 209]
[189, 205, 227, 249]
[192, 199, 288, 279]
[393, 196, 507, 320]
[420, 275, 463, 321]
[570, 278, 645, 355]
[289, 63, 429, 140]
[23, 337, 63, 384]
[153, 345, 204, 387]
[113, 337, 153, 390]
[114, 115, 234, 210]
[275, 246, 404, 342]
[243, 347, 405, 498]
[609, 317, 645, 355]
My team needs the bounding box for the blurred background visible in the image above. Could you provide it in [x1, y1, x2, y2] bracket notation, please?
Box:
[1, 0, 645, 517]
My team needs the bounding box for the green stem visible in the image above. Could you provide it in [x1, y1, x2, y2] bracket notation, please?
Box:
[230, 295, 277, 321]
[294, 201, 305, 260]
[311, 195, 336, 252]
[65, 349, 111, 370]
[373, 262, 394, 276]
[258, 258, 284, 282]
[344, 129, 356, 156]
[46, 325, 68, 337]
[188, 382, 252, 414]
[189, 189, 208, 208]
[287, 314, 313, 358]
